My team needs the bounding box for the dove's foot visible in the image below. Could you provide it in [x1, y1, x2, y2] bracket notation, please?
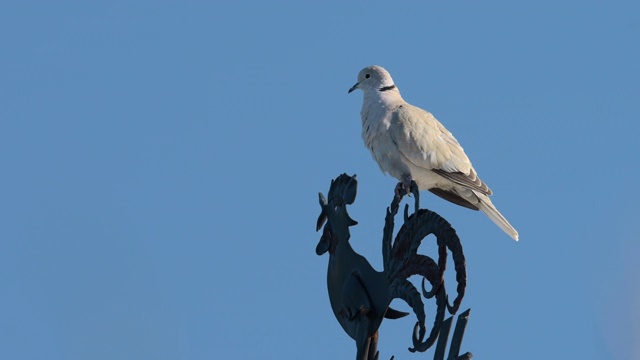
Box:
[402, 176, 413, 196]
[395, 176, 413, 197]
[395, 178, 420, 213]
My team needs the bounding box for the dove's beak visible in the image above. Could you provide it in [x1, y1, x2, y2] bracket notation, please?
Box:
[348, 82, 359, 94]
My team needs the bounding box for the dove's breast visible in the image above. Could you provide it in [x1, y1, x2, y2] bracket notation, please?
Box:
[360, 100, 454, 191]
[360, 102, 412, 179]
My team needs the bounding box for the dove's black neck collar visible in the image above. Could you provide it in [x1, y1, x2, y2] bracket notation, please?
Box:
[378, 85, 396, 92]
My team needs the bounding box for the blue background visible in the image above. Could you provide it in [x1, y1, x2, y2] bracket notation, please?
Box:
[1, 1, 638, 359]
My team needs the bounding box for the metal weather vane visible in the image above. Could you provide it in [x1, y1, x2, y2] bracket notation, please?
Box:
[315, 174, 472, 360]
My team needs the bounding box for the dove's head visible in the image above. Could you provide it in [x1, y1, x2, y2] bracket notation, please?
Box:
[348, 65, 397, 94]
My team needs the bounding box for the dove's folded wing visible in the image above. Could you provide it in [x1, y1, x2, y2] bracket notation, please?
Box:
[391, 104, 492, 196]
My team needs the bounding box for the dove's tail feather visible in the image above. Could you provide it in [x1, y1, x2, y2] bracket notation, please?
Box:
[475, 194, 519, 241]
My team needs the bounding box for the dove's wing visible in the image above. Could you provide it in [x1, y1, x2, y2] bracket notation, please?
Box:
[390, 104, 492, 195]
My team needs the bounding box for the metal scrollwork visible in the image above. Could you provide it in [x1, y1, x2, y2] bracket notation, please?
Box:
[315, 174, 471, 359]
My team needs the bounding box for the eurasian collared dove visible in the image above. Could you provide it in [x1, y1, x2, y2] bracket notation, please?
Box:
[349, 65, 519, 241]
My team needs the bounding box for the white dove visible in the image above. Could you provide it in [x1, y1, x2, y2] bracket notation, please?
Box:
[348, 65, 519, 241]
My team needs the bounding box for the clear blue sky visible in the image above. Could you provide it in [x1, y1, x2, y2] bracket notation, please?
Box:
[1, 1, 638, 359]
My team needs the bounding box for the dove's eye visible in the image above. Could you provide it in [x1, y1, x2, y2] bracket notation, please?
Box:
[365, 74, 371, 79]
